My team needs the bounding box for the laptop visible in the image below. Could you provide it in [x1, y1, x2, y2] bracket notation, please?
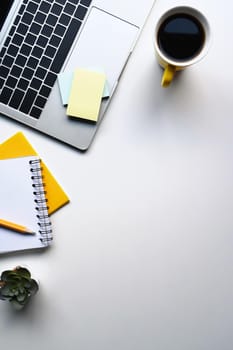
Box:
[0, 0, 155, 150]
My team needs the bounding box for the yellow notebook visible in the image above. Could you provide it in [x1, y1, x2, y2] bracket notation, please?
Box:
[0, 132, 69, 215]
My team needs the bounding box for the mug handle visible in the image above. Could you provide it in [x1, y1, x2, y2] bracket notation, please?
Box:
[161, 65, 176, 87]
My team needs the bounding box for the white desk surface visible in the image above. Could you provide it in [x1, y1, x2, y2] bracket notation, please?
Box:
[1, 0, 233, 349]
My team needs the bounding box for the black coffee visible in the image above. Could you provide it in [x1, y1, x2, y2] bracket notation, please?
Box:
[158, 13, 205, 61]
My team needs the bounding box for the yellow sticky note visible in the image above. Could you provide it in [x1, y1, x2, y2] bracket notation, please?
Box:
[67, 69, 106, 122]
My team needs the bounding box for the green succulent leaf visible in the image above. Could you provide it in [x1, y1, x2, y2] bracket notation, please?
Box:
[1, 270, 13, 281]
[10, 299, 26, 310]
[29, 279, 39, 295]
[14, 267, 31, 279]
[16, 293, 28, 302]
[0, 284, 12, 297]
[21, 277, 31, 286]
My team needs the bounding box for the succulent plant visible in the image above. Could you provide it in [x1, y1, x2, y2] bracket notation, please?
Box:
[0, 266, 39, 310]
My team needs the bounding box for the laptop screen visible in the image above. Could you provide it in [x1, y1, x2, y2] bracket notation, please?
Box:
[0, 0, 14, 31]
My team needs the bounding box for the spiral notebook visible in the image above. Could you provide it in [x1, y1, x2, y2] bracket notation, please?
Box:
[0, 132, 69, 215]
[0, 156, 52, 254]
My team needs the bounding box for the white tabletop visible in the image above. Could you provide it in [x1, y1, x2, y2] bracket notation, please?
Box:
[1, 0, 233, 349]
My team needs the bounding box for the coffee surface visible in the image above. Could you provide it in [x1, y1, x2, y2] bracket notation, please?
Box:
[158, 13, 205, 61]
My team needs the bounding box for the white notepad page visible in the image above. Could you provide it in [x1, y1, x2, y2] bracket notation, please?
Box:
[0, 156, 52, 254]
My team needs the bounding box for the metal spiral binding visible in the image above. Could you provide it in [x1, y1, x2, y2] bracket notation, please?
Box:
[29, 158, 52, 245]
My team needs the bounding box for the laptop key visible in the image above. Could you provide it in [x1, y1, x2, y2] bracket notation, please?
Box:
[41, 24, 53, 37]
[25, 33, 37, 45]
[44, 72, 57, 87]
[17, 23, 29, 35]
[27, 57, 39, 69]
[2, 55, 14, 68]
[0, 47, 7, 58]
[13, 15, 21, 26]
[30, 106, 42, 119]
[80, 0, 92, 6]
[74, 5, 88, 20]
[49, 35, 61, 47]
[39, 85, 51, 98]
[20, 43, 32, 56]
[30, 77, 43, 90]
[4, 37, 11, 48]
[35, 95, 47, 109]
[54, 24, 66, 37]
[39, 2, 52, 14]
[8, 26, 16, 37]
[19, 88, 37, 114]
[0, 66, 10, 79]
[12, 33, 24, 46]
[45, 45, 56, 58]
[18, 4, 26, 15]
[15, 54, 27, 67]
[31, 46, 44, 58]
[51, 4, 63, 16]
[10, 65, 23, 78]
[26, 2, 39, 15]
[29, 22, 42, 35]
[0, 87, 13, 104]
[46, 14, 58, 27]
[59, 14, 71, 26]
[40, 56, 52, 69]
[7, 44, 20, 56]
[34, 12, 46, 24]
[64, 3, 76, 16]
[36, 35, 49, 48]
[17, 78, 30, 90]
[22, 67, 34, 80]
[35, 67, 47, 79]
[6, 76, 18, 89]
[9, 89, 25, 109]
[21, 12, 34, 26]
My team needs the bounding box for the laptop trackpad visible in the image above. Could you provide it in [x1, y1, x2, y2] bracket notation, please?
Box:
[65, 7, 138, 92]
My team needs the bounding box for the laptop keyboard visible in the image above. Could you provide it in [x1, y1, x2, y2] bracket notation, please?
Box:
[0, 0, 92, 119]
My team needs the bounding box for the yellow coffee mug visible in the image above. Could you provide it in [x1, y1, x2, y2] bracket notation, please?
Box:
[154, 6, 211, 87]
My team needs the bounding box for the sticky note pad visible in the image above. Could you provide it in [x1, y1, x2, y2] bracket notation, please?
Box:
[67, 69, 106, 122]
[58, 70, 110, 106]
[58, 71, 74, 105]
